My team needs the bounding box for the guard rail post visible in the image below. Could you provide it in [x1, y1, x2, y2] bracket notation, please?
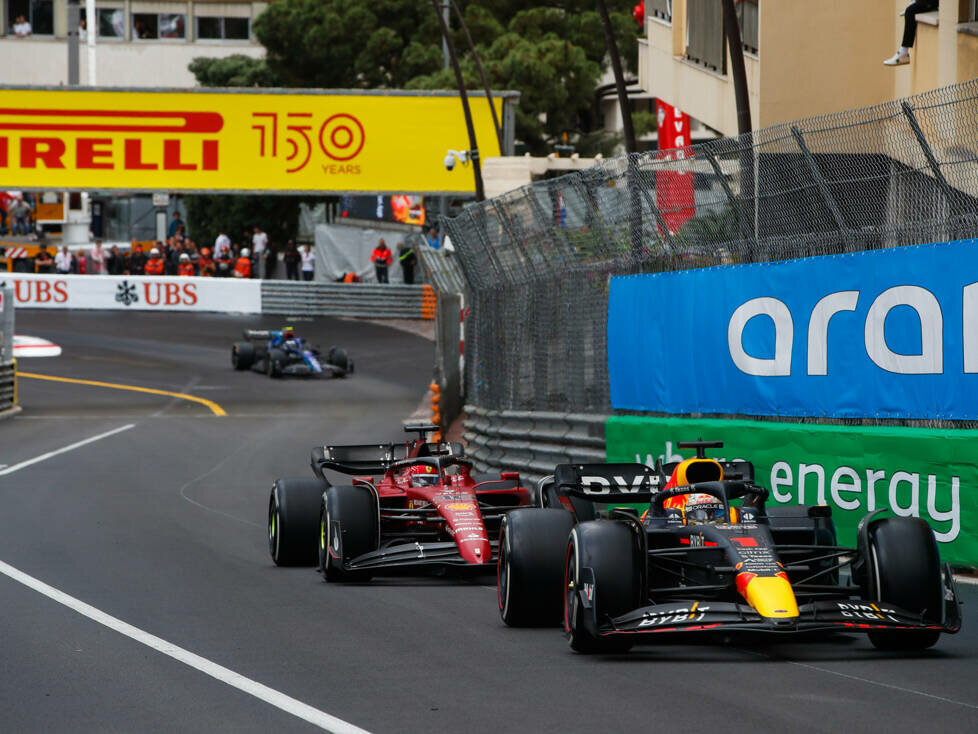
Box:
[435, 292, 462, 430]
[0, 284, 17, 415]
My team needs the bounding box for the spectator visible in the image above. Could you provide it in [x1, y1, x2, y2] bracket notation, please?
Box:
[74, 248, 87, 274]
[89, 240, 107, 275]
[34, 246, 54, 274]
[13, 15, 31, 37]
[370, 239, 393, 283]
[177, 252, 195, 276]
[300, 244, 315, 281]
[197, 247, 216, 277]
[264, 239, 279, 279]
[398, 242, 417, 284]
[0, 192, 9, 235]
[107, 245, 124, 275]
[426, 225, 440, 250]
[252, 226, 268, 277]
[214, 243, 233, 277]
[55, 245, 72, 274]
[233, 247, 252, 278]
[885, 1, 938, 66]
[9, 196, 31, 235]
[145, 247, 165, 275]
[283, 240, 300, 280]
[167, 211, 185, 239]
[214, 229, 231, 255]
[129, 243, 147, 275]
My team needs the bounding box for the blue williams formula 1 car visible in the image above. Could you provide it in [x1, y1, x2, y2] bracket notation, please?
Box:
[231, 327, 353, 378]
[497, 440, 962, 653]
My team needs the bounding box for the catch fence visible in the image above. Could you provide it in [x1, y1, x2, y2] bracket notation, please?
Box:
[443, 78, 978, 427]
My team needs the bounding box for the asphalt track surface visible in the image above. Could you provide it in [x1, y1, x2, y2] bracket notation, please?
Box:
[1, 310, 975, 734]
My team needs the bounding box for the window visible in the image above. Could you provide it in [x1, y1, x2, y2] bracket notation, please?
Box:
[97, 8, 126, 39]
[196, 16, 250, 40]
[133, 12, 186, 39]
[7, 0, 54, 36]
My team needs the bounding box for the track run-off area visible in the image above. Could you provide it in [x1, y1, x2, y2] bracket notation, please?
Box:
[0, 310, 975, 734]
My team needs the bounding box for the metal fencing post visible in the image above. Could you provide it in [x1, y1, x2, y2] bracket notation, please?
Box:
[901, 101, 960, 216]
[791, 126, 848, 233]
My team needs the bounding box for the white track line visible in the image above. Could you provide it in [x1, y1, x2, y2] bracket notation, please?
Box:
[0, 560, 371, 733]
[0, 424, 135, 476]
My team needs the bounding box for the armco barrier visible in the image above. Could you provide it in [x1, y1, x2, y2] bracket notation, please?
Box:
[463, 405, 607, 484]
[262, 281, 435, 319]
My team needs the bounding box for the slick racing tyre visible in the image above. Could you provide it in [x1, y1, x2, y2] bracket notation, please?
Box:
[866, 517, 943, 651]
[320, 485, 378, 582]
[565, 521, 639, 654]
[266, 348, 286, 378]
[232, 342, 255, 370]
[327, 346, 351, 376]
[498, 509, 575, 627]
[268, 478, 323, 566]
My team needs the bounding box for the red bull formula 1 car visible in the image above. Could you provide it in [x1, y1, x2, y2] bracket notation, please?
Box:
[497, 440, 962, 653]
[268, 425, 534, 578]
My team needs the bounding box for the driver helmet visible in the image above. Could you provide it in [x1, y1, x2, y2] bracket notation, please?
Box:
[684, 493, 726, 525]
[408, 464, 440, 488]
[282, 327, 295, 339]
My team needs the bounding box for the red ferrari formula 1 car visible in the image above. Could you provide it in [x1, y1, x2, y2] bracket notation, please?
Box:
[497, 440, 962, 653]
[268, 425, 534, 579]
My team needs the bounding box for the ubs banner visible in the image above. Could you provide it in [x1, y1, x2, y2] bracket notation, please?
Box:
[608, 239, 978, 419]
[0, 87, 503, 194]
[605, 416, 977, 566]
[5, 273, 260, 312]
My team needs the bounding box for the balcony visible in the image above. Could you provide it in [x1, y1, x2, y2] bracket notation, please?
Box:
[685, 0, 758, 73]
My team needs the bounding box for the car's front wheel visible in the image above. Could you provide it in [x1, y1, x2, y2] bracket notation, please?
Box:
[321, 485, 377, 582]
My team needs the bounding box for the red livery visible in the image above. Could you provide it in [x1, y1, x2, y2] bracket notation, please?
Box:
[268, 424, 534, 579]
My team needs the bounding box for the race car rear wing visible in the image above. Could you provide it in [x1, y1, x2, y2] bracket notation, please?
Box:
[554, 463, 659, 502]
[311, 443, 408, 477]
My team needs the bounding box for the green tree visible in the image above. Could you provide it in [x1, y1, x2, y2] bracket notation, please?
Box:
[185, 195, 301, 253]
[187, 54, 280, 87]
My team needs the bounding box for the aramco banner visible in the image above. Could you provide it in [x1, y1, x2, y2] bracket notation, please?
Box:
[605, 416, 978, 566]
[0, 86, 505, 194]
[608, 239, 978, 419]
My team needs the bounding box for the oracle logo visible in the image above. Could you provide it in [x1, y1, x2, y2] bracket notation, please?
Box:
[727, 284, 978, 377]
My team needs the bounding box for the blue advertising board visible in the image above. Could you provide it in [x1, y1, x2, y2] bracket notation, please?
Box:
[607, 239, 978, 418]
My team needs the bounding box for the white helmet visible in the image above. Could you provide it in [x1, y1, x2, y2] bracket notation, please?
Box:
[179, 253, 190, 261]
[150, 248, 160, 256]
[241, 248, 251, 257]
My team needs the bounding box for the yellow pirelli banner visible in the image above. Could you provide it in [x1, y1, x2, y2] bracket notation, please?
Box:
[0, 86, 510, 194]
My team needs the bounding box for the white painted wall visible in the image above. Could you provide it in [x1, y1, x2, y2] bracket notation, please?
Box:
[0, 38, 263, 88]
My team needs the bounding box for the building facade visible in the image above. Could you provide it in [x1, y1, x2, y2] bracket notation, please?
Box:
[639, 0, 978, 137]
[1, 0, 266, 87]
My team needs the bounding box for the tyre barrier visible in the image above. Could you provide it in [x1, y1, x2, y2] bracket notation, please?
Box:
[462, 405, 608, 485]
[261, 281, 436, 319]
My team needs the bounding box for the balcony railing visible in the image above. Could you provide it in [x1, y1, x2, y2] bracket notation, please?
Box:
[685, 0, 759, 73]
[648, 0, 672, 23]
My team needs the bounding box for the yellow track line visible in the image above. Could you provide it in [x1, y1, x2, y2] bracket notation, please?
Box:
[17, 372, 227, 417]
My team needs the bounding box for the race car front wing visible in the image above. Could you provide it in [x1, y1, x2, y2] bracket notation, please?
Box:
[343, 540, 499, 573]
[582, 562, 962, 638]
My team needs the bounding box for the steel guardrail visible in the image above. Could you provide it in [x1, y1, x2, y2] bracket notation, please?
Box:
[261, 281, 435, 319]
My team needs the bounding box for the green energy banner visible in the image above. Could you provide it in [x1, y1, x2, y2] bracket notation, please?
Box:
[605, 416, 976, 566]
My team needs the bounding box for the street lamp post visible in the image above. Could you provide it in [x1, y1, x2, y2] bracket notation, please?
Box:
[431, 1, 485, 201]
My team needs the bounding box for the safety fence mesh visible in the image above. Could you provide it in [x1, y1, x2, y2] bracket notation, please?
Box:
[443, 78, 978, 427]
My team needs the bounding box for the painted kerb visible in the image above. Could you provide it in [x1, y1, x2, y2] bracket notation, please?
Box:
[606, 415, 976, 567]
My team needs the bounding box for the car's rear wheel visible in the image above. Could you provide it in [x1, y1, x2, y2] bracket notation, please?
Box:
[232, 342, 254, 370]
[266, 348, 285, 378]
[321, 485, 377, 582]
[564, 521, 638, 653]
[866, 516, 943, 651]
[268, 478, 322, 566]
[498, 509, 575, 626]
